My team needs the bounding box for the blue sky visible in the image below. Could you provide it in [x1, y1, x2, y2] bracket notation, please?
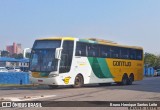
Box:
[0, 0, 160, 54]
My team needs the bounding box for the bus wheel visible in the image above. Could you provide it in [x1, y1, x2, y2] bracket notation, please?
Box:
[121, 74, 128, 85]
[48, 85, 58, 89]
[73, 74, 84, 88]
[127, 74, 134, 85]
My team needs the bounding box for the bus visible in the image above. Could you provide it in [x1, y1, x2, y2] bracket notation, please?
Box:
[29, 37, 143, 88]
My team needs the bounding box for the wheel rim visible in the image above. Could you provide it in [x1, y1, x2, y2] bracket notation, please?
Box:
[122, 76, 127, 85]
[130, 77, 133, 82]
[75, 76, 81, 86]
[128, 76, 133, 84]
[123, 79, 127, 85]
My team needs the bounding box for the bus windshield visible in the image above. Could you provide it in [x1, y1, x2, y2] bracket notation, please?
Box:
[30, 40, 61, 72]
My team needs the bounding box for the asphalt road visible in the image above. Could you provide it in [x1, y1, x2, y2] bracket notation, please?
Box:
[0, 77, 160, 110]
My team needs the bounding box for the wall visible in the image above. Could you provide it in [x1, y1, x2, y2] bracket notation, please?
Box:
[0, 72, 30, 84]
[144, 67, 155, 77]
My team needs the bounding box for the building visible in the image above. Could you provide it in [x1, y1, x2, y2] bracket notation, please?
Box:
[6, 42, 22, 55]
[0, 57, 29, 72]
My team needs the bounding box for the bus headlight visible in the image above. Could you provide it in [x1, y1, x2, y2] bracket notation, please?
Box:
[49, 74, 59, 77]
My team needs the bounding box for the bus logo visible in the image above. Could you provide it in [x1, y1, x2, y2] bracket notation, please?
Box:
[2, 102, 11, 107]
[113, 61, 131, 67]
[63, 76, 71, 84]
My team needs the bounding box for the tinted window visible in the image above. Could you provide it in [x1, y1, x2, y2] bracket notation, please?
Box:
[99, 45, 111, 58]
[76, 42, 87, 56]
[121, 48, 129, 59]
[110, 46, 120, 58]
[87, 44, 99, 57]
[59, 41, 74, 73]
[75, 42, 143, 60]
[136, 50, 143, 60]
[129, 49, 136, 60]
[33, 40, 61, 49]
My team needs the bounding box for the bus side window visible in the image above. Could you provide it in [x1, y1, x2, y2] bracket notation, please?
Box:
[121, 48, 129, 59]
[110, 46, 120, 58]
[75, 42, 87, 56]
[101, 51, 108, 57]
[100, 45, 110, 58]
[129, 49, 136, 60]
[136, 50, 142, 60]
[87, 44, 99, 57]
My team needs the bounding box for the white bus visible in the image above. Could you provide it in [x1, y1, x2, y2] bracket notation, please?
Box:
[29, 37, 143, 88]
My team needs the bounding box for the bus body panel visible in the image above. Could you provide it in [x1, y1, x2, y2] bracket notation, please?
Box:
[71, 57, 115, 84]
[106, 59, 143, 82]
[29, 37, 144, 86]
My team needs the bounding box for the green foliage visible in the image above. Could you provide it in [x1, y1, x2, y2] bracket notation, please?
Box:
[1, 50, 10, 57]
[144, 53, 160, 69]
[11, 53, 23, 59]
[0, 50, 23, 59]
[0, 50, 30, 59]
[25, 52, 31, 58]
[16, 53, 23, 59]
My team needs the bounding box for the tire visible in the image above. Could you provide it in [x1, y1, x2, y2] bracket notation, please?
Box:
[73, 74, 84, 88]
[127, 74, 134, 85]
[121, 74, 128, 85]
[48, 85, 58, 89]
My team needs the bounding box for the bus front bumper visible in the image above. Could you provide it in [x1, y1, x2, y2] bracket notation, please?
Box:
[29, 77, 59, 85]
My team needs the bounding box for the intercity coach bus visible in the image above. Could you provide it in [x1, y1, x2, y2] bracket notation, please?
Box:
[29, 37, 143, 88]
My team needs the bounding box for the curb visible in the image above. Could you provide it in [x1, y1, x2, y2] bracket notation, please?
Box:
[0, 84, 39, 88]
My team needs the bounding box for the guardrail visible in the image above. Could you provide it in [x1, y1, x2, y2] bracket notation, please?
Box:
[0, 72, 30, 84]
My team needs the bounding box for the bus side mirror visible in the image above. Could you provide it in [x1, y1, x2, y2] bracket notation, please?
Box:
[23, 48, 31, 58]
[55, 48, 62, 59]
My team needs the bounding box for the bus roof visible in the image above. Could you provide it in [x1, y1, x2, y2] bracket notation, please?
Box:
[37, 37, 75, 41]
[86, 38, 143, 50]
[36, 37, 143, 50]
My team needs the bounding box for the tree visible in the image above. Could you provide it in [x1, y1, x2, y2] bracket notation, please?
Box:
[144, 52, 160, 69]
[11, 53, 23, 59]
[154, 55, 160, 69]
[25, 52, 31, 58]
[16, 53, 23, 59]
[11, 53, 17, 58]
[1, 50, 10, 57]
